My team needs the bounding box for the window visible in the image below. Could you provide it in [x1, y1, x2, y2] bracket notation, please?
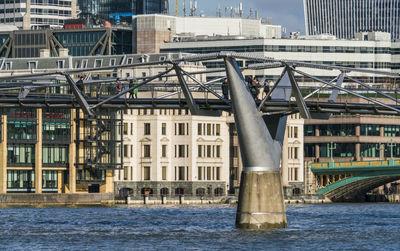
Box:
[178, 166, 185, 180]
[207, 124, 212, 135]
[178, 145, 185, 158]
[126, 58, 133, 64]
[109, 58, 116, 66]
[81, 60, 88, 68]
[198, 145, 202, 157]
[162, 145, 167, 157]
[198, 123, 202, 135]
[143, 145, 151, 157]
[42, 170, 57, 189]
[161, 123, 166, 135]
[94, 59, 102, 68]
[207, 145, 211, 158]
[7, 144, 35, 165]
[144, 123, 151, 135]
[216, 167, 220, 180]
[56, 60, 64, 69]
[294, 127, 298, 138]
[124, 145, 128, 157]
[4, 62, 12, 70]
[42, 145, 68, 165]
[216, 124, 220, 136]
[360, 124, 380, 136]
[198, 166, 202, 180]
[143, 166, 150, 180]
[177, 123, 185, 135]
[207, 166, 211, 180]
[162, 166, 167, 180]
[7, 170, 34, 190]
[124, 167, 128, 180]
[27, 61, 37, 70]
[216, 145, 221, 158]
[123, 123, 128, 135]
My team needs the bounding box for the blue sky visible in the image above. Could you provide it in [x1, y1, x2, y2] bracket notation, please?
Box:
[168, 0, 305, 34]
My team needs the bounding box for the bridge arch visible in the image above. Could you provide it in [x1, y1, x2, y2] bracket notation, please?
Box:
[317, 173, 400, 202]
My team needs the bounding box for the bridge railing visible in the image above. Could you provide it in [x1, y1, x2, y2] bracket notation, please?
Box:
[311, 159, 400, 173]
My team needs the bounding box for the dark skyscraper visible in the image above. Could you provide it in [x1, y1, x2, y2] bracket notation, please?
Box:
[78, 0, 169, 23]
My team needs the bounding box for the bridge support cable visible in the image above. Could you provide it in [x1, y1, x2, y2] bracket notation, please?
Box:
[63, 73, 95, 117]
[258, 67, 286, 112]
[286, 66, 311, 119]
[292, 68, 400, 114]
[345, 75, 399, 103]
[90, 67, 173, 110]
[303, 76, 338, 100]
[155, 77, 225, 99]
[179, 68, 230, 105]
[224, 56, 286, 230]
[173, 64, 201, 115]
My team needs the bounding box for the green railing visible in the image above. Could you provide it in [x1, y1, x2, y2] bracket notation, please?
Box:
[311, 159, 400, 174]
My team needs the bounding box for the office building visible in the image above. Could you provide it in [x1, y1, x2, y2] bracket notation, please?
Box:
[0, 26, 132, 58]
[303, 0, 400, 40]
[160, 31, 395, 85]
[133, 14, 282, 54]
[78, 0, 168, 24]
[0, 0, 77, 29]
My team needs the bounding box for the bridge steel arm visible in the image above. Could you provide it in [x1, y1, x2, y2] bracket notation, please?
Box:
[224, 56, 287, 230]
[173, 64, 200, 115]
[63, 73, 95, 117]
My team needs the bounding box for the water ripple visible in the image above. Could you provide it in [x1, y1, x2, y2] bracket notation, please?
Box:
[1, 204, 400, 250]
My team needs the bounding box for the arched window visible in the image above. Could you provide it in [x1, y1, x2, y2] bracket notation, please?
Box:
[160, 187, 169, 195]
[175, 187, 185, 195]
[196, 188, 205, 196]
[214, 187, 224, 196]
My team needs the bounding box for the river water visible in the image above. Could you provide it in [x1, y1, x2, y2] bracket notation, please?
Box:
[1, 204, 400, 250]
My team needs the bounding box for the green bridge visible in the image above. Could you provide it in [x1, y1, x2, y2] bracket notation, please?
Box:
[310, 159, 400, 201]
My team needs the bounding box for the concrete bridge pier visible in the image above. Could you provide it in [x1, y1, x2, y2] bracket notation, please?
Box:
[224, 56, 287, 230]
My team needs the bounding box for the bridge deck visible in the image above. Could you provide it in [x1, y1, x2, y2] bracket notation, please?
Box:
[311, 159, 400, 174]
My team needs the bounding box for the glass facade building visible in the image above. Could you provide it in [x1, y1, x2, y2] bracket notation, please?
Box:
[303, 0, 400, 39]
[78, 0, 168, 22]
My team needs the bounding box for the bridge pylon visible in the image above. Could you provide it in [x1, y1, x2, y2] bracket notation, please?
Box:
[224, 56, 287, 230]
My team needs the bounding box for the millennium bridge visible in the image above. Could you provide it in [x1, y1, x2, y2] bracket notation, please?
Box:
[1, 51, 400, 229]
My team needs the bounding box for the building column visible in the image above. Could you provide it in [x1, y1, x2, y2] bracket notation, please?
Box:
[356, 143, 361, 161]
[35, 109, 43, 194]
[57, 170, 63, 193]
[355, 124, 360, 136]
[105, 170, 114, 193]
[69, 109, 76, 193]
[0, 115, 7, 194]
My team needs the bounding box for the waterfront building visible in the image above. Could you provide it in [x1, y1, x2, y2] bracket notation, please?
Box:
[303, 97, 400, 194]
[0, 26, 132, 58]
[0, 0, 77, 29]
[0, 53, 182, 195]
[303, 0, 400, 40]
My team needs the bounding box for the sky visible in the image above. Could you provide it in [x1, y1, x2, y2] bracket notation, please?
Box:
[168, 0, 305, 34]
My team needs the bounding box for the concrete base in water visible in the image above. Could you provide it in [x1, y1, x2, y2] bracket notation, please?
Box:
[236, 171, 287, 230]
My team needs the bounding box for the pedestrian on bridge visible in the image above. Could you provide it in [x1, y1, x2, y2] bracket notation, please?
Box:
[221, 78, 229, 99]
[129, 78, 138, 99]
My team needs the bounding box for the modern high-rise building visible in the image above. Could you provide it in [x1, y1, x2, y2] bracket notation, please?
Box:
[78, 0, 169, 23]
[0, 0, 77, 29]
[303, 0, 400, 39]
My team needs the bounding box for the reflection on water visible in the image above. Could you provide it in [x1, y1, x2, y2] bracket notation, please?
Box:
[1, 204, 400, 250]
